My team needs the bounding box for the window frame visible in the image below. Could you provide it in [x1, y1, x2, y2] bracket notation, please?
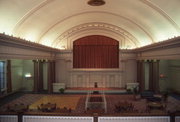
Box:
[0, 61, 7, 91]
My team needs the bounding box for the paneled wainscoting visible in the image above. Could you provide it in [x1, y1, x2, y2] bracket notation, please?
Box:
[69, 69, 124, 88]
[23, 116, 93, 122]
[0, 115, 18, 122]
[98, 116, 170, 122]
[1, 115, 179, 122]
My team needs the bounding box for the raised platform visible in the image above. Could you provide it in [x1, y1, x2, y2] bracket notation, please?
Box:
[64, 87, 126, 94]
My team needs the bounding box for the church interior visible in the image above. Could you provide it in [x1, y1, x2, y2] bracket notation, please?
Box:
[0, 0, 180, 122]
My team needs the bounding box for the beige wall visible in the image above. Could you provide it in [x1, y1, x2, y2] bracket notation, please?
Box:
[11, 60, 23, 91]
[159, 60, 170, 92]
[159, 60, 180, 93]
[11, 60, 34, 92]
[55, 51, 137, 88]
[10, 59, 49, 92]
[22, 60, 34, 91]
[169, 60, 180, 93]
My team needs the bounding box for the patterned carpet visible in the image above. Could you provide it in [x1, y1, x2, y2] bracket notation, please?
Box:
[106, 95, 147, 113]
[29, 95, 80, 110]
[0, 93, 179, 114]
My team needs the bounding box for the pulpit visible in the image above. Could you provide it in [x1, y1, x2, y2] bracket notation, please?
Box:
[94, 82, 98, 88]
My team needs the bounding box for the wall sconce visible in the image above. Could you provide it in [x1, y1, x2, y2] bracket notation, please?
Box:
[24, 73, 33, 79]
[159, 74, 166, 78]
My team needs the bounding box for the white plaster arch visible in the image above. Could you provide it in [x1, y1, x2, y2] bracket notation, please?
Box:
[55, 28, 137, 50]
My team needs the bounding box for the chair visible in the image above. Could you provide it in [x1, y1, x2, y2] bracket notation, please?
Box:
[141, 90, 161, 102]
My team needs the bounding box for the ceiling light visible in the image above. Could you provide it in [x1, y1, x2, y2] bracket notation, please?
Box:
[88, 0, 105, 6]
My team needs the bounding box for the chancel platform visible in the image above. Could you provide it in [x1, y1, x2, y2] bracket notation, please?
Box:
[64, 87, 126, 94]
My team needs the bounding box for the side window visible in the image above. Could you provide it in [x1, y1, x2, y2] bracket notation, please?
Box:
[0, 61, 6, 91]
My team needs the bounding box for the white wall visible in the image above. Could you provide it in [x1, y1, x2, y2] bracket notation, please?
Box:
[55, 50, 137, 88]
[56, 59, 69, 84]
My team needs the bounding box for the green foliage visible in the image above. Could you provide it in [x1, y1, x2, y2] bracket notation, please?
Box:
[59, 88, 65, 93]
[133, 86, 138, 94]
[126, 89, 132, 93]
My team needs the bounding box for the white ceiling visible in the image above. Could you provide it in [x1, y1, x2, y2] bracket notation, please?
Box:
[0, 0, 180, 49]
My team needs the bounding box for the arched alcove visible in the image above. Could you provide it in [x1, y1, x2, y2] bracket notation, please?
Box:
[73, 35, 119, 68]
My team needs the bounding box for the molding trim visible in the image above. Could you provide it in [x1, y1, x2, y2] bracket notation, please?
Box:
[12, 0, 55, 35]
[0, 33, 60, 53]
[23, 116, 93, 122]
[52, 22, 139, 49]
[38, 11, 154, 44]
[134, 36, 180, 52]
[99, 116, 170, 121]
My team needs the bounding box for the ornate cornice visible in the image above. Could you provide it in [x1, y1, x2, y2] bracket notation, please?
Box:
[134, 36, 180, 52]
[52, 22, 139, 49]
[0, 33, 60, 53]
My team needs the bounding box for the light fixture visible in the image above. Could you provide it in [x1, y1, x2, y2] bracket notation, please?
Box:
[24, 73, 32, 79]
[88, 0, 105, 6]
[159, 74, 166, 78]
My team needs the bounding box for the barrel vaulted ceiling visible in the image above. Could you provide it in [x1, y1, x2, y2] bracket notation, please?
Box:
[0, 0, 180, 49]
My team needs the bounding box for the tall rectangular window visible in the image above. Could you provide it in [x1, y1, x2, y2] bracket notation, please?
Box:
[0, 61, 6, 91]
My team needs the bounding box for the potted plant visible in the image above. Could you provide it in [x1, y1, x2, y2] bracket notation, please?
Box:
[133, 86, 138, 94]
[133, 86, 140, 100]
[59, 88, 65, 94]
[126, 88, 132, 94]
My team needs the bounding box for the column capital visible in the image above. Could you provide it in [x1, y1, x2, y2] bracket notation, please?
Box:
[46, 60, 55, 63]
[33, 59, 46, 63]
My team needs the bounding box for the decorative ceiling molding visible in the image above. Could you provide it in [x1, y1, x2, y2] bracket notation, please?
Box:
[140, 0, 180, 33]
[56, 27, 138, 46]
[12, 0, 54, 35]
[0, 33, 60, 52]
[135, 36, 180, 52]
[55, 30, 138, 50]
[37, 11, 154, 44]
[52, 22, 139, 49]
